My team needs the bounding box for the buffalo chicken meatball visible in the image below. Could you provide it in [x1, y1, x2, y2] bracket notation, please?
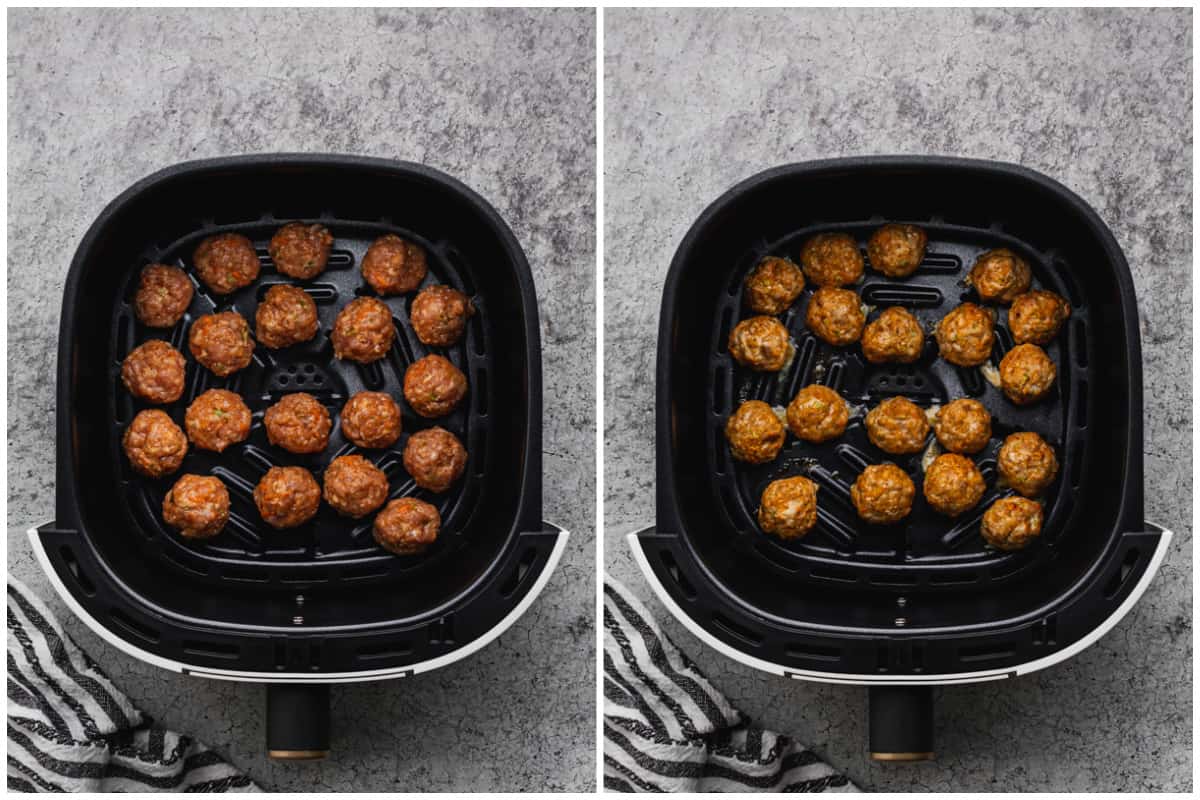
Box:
[341, 391, 402, 449]
[851, 463, 915, 524]
[997, 432, 1058, 497]
[981, 496, 1044, 551]
[189, 312, 254, 377]
[122, 339, 187, 404]
[403, 355, 468, 418]
[254, 466, 320, 529]
[362, 234, 427, 295]
[935, 303, 995, 367]
[264, 393, 332, 454]
[967, 248, 1031, 304]
[743, 256, 805, 315]
[268, 222, 333, 280]
[933, 398, 992, 454]
[865, 396, 930, 455]
[786, 384, 849, 443]
[1008, 290, 1071, 346]
[122, 409, 188, 478]
[323, 455, 390, 518]
[410, 285, 475, 347]
[999, 343, 1056, 405]
[800, 233, 864, 287]
[193, 233, 260, 295]
[185, 389, 252, 452]
[403, 427, 468, 492]
[728, 316, 793, 371]
[923, 453, 986, 517]
[255, 284, 319, 349]
[806, 287, 866, 346]
[133, 264, 193, 328]
[374, 497, 440, 555]
[757, 476, 819, 540]
[861, 306, 924, 364]
[331, 296, 395, 363]
[162, 474, 229, 539]
[725, 400, 787, 464]
[867, 224, 927, 278]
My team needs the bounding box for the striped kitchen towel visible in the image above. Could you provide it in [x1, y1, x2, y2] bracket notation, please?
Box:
[604, 578, 858, 793]
[7, 576, 259, 792]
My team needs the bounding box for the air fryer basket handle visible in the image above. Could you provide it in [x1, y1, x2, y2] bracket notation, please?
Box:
[869, 685, 934, 762]
[266, 683, 330, 760]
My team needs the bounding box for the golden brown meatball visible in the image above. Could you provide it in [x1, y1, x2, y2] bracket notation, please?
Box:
[374, 497, 440, 555]
[851, 463, 915, 524]
[133, 264, 194, 328]
[935, 303, 995, 367]
[724, 400, 787, 464]
[997, 432, 1058, 497]
[786, 384, 849, 443]
[410, 285, 475, 347]
[255, 284, 319, 349]
[967, 249, 1031, 304]
[867, 224, 927, 278]
[728, 316, 793, 371]
[800, 233, 863, 287]
[189, 312, 254, 377]
[185, 389, 252, 452]
[757, 476, 819, 540]
[999, 343, 1056, 405]
[1008, 290, 1071, 346]
[340, 391, 402, 449]
[403, 355, 468, 418]
[331, 296, 395, 363]
[861, 307, 924, 364]
[362, 234, 428, 295]
[268, 222, 333, 280]
[264, 393, 332, 454]
[981, 496, 1044, 551]
[806, 287, 866, 346]
[254, 466, 321, 529]
[122, 409, 188, 478]
[933, 398, 991, 454]
[865, 396, 930, 455]
[122, 339, 187, 404]
[923, 453, 986, 517]
[323, 455, 390, 518]
[743, 256, 805, 315]
[193, 233, 260, 295]
[162, 474, 229, 539]
[403, 427, 468, 492]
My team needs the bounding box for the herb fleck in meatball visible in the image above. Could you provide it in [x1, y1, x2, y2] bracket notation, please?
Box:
[374, 497, 440, 555]
[323, 455, 389, 518]
[403, 355, 468, 418]
[851, 463, 915, 524]
[193, 233, 260, 295]
[923, 453, 986, 517]
[725, 400, 787, 464]
[999, 343, 1056, 405]
[997, 432, 1058, 497]
[185, 389, 252, 453]
[1008, 290, 1071, 346]
[362, 234, 428, 295]
[255, 284, 319, 349]
[254, 466, 321, 529]
[800, 233, 863, 287]
[133, 264, 194, 328]
[865, 396, 930, 455]
[340, 391, 402, 449]
[936, 303, 995, 367]
[757, 476, 819, 540]
[122, 409, 188, 478]
[410, 285, 475, 347]
[728, 316, 794, 371]
[268, 222, 333, 280]
[933, 398, 991, 454]
[967, 248, 1031, 304]
[981, 496, 1044, 551]
[331, 296, 395, 363]
[403, 427, 468, 492]
[786, 384, 849, 443]
[264, 393, 332, 454]
[867, 224, 927, 278]
[189, 312, 254, 377]
[162, 474, 229, 539]
[743, 256, 805, 315]
[861, 307, 924, 363]
[122, 339, 187, 404]
[806, 287, 866, 347]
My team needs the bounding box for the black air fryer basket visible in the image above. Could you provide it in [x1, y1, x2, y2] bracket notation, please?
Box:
[29, 155, 568, 757]
[629, 157, 1171, 759]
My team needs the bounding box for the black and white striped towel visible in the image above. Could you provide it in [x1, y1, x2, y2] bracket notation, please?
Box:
[7, 576, 259, 792]
[604, 578, 858, 793]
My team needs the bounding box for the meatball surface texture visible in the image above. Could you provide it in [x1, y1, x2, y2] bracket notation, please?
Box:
[362, 234, 428, 295]
[806, 287, 865, 346]
[923, 453, 986, 516]
[981, 496, 1044, 551]
[997, 431, 1058, 497]
[851, 463, 915, 524]
[800, 233, 863, 287]
[255, 284, 319, 349]
[968, 248, 1031, 304]
[1008, 290, 1071, 345]
[410, 284, 475, 347]
[268, 222, 333, 280]
[743, 257, 805, 315]
[403, 427, 468, 492]
[162, 474, 229, 539]
[936, 303, 995, 367]
[264, 393, 332, 454]
[403, 355, 468, 418]
[332, 296, 395, 363]
[189, 312, 254, 377]
[999, 343, 1056, 405]
[865, 396, 930, 455]
[725, 400, 787, 464]
[254, 466, 321, 529]
[185, 389, 252, 452]
[728, 316, 793, 371]
[323, 455, 390, 518]
[123, 409, 188, 478]
[122, 339, 187, 404]
[786, 384, 849, 443]
[340, 391, 403, 449]
[134, 264, 193, 328]
[867, 224, 927, 278]
[861, 306, 924, 363]
[193, 233, 260, 294]
[933, 398, 992, 454]
[374, 497, 440, 555]
[757, 476, 819, 540]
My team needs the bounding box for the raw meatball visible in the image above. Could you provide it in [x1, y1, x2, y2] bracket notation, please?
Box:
[122, 409, 187, 478]
[999, 343, 1056, 405]
[403, 355, 468, 418]
[935, 303, 995, 367]
[268, 222, 333, 280]
[981, 496, 1044, 551]
[185, 389, 252, 452]
[410, 285, 475, 347]
[725, 400, 787, 464]
[851, 463, 915, 524]
[255, 284, 319, 349]
[757, 476, 819, 540]
[374, 497, 440, 555]
[403, 427, 468, 492]
[254, 466, 320, 529]
[800, 233, 863, 287]
[264, 393, 332, 454]
[189, 312, 254, 377]
[362, 234, 428, 295]
[340, 391, 402, 449]
[331, 296, 395, 363]
[786, 384, 849, 443]
[323, 455, 389, 518]
[806, 287, 865, 346]
[162, 474, 229, 539]
[1008, 290, 1071, 346]
[933, 398, 992, 454]
[122, 339, 187, 404]
[865, 396, 930, 455]
[728, 316, 793, 371]
[743, 256, 805, 315]
[133, 264, 193, 328]
[193, 233, 260, 295]
[923, 453, 986, 517]
[967, 248, 1031, 304]
[997, 432, 1058, 497]
[861, 307, 924, 364]
[867, 224, 927, 278]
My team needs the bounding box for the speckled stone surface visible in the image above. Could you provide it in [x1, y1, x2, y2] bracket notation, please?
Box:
[605, 8, 1191, 792]
[8, 8, 595, 792]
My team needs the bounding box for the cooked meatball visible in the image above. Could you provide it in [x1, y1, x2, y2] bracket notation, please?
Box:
[935, 303, 995, 367]
[255, 284, 319, 349]
[725, 400, 787, 464]
[757, 476, 819, 540]
[410, 285, 475, 347]
[967, 248, 1032, 304]
[133, 264, 194, 328]
[185, 389, 252, 452]
[254, 466, 321, 529]
[981, 496, 1044, 551]
[331, 296, 395, 363]
[374, 497, 440, 555]
[122, 409, 188, 478]
[865, 396, 930, 455]
[728, 316, 793, 371]
[403, 427, 468, 492]
[264, 393, 332, 454]
[997, 431, 1058, 497]
[193, 233, 260, 295]
[323, 455, 389, 518]
[121, 339, 187, 404]
[362, 234, 428, 295]
[933, 398, 991, 454]
[806, 287, 866, 347]
[162, 474, 229, 539]
[999, 343, 1056, 405]
[340, 391, 402, 449]
[403, 355, 468, 418]
[861, 307, 924, 363]
[867, 224, 927, 278]
[851, 463, 915, 524]
[923, 453, 986, 517]
[743, 256, 805, 315]
[1008, 290, 1071, 346]
[189, 312, 254, 377]
[268, 222, 333, 280]
[786, 384, 849, 443]
[800, 233, 863, 287]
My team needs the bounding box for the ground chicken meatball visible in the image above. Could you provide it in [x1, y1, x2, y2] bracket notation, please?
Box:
[800, 233, 864, 287]
[323, 455, 390, 518]
[340, 391, 402, 449]
[162, 474, 229, 539]
[189, 312, 254, 377]
[743, 256, 805, 315]
[757, 476, 819, 540]
[193, 233, 260, 295]
[933, 398, 992, 454]
[255, 284, 319, 349]
[403, 427, 468, 492]
[861, 307, 924, 363]
[865, 396, 930, 455]
[728, 316, 793, 371]
[185, 389, 252, 452]
[268, 222, 333, 280]
[403, 355, 468, 418]
[264, 393, 332, 454]
[806, 287, 866, 346]
[999, 343, 1056, 405]
[122, 339, 187, 404]
[967, 248, 1032, 304]
[253, 466, 321, 529]
[997, 432, 1058, 497]
[867, 224, 927, 278]
[133, 264, 194, 328]
[122, 409, 188, 478]
[1008, 290, 1071, 346]
[935, 303, 995, 367]
[923, 453, 986, 517]
[725, 400, 787, 464]
[331, 296, 395, 363]
[786, 384, 849, 443]
[362, 234, 428, 295]
[374, 497, 440, 555]
[851, 463, 915, 524]
[981, 496, 1044, 551]
[410, 285, 475, 347]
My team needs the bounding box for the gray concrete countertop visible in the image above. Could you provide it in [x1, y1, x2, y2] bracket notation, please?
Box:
[604, 8, 1191, 792]
[8, 9, 595, 792]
